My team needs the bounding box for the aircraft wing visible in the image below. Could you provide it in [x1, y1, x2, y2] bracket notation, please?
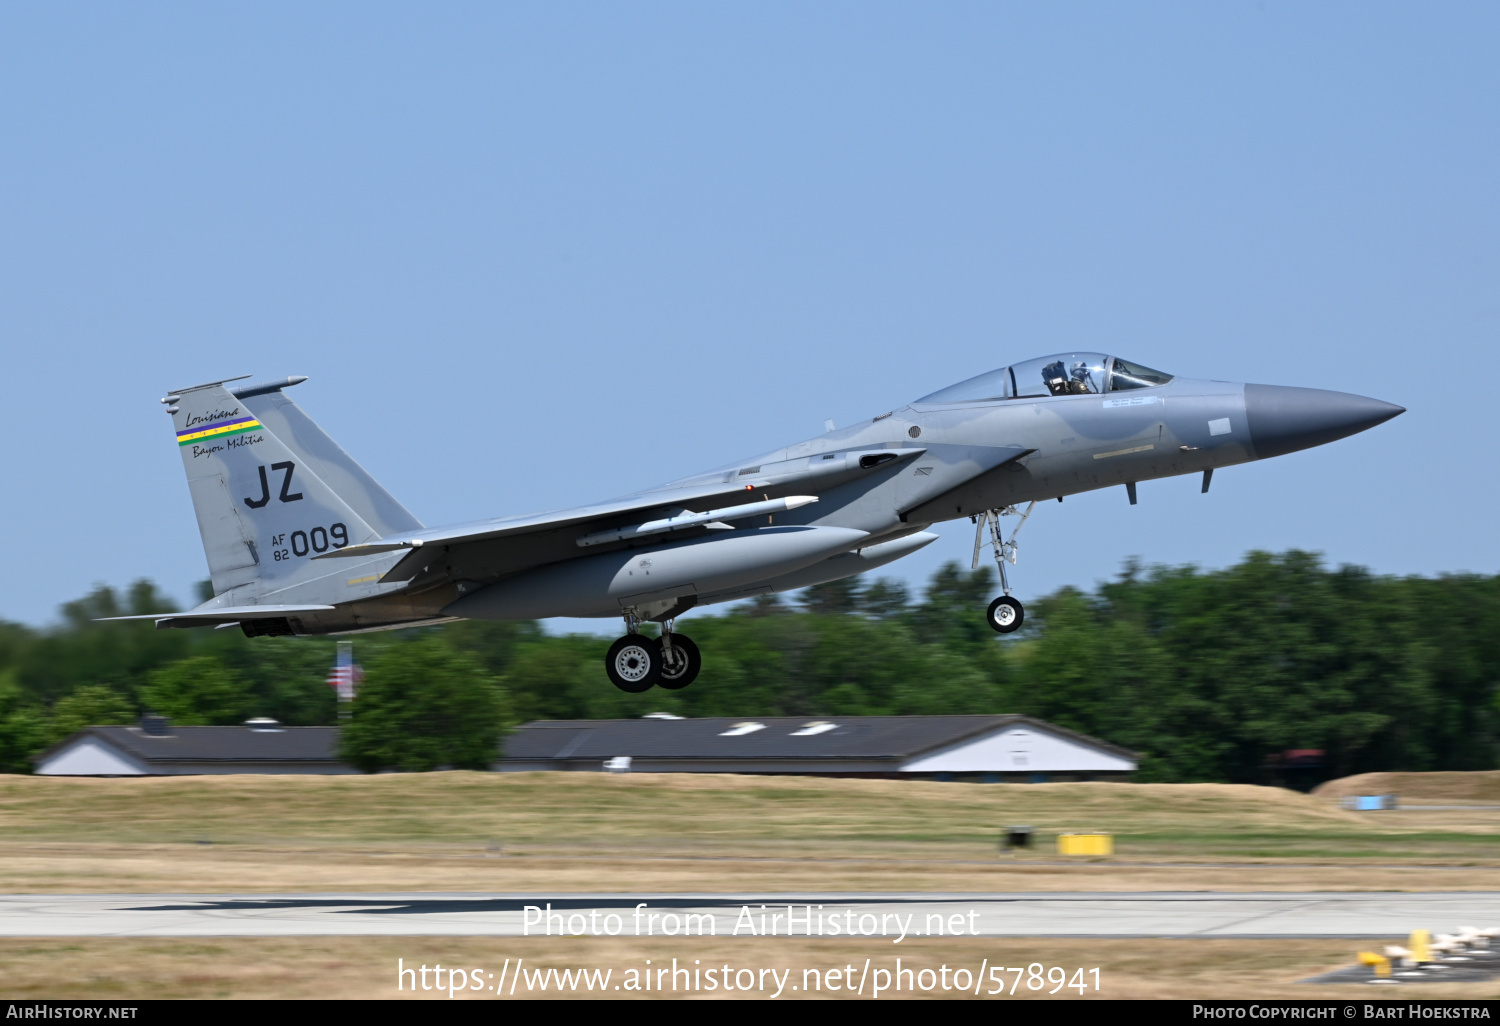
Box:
[315, 478, 789, 585]
[311, 449, 927, 587]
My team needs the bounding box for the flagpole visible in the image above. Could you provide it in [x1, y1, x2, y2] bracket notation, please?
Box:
[333, 641, 356, 722]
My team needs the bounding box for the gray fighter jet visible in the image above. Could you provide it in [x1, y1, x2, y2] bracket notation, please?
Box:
[110, 354, 1402, 692]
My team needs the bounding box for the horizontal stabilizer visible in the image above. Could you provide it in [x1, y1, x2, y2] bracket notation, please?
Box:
[309, 540, 423, 560]
[97, 604, 335, 623]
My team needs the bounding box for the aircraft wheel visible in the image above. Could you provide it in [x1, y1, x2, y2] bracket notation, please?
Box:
[657, 634, 701, 690]
[986, 596, 1024, 634]
[606, 635, 661, 693]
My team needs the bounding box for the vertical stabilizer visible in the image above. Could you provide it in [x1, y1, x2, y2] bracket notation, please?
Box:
[232, 380, 423, 538]
[170, 380, 377, 601]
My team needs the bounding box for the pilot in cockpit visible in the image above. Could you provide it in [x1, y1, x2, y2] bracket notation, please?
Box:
[1042, 360, 1099, 395]
[1069, 361, 1097, 394]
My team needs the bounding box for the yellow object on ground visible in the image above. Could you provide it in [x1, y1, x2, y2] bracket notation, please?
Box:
[1409, 929, 1432, 963]
[1057, 832, 1114, 855]
[1358, 951, 1391, 978]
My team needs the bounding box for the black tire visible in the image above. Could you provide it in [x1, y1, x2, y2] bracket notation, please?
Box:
[986, 596, 1024, 634]
[606, 635, 661, 692]
[657, 634, 701, 690]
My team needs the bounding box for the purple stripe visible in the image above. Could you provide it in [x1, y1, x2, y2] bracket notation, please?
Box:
[175, 416, 257, 437]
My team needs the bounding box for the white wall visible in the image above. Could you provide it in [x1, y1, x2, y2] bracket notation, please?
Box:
[35, 738, 147, 776]
[900, 726, 1134, 774]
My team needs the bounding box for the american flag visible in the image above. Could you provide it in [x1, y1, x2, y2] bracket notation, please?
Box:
[326, 641, 361, 702]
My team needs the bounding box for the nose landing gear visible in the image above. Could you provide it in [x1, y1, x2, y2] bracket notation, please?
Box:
[973, 500, 1038, 634]
[987, 594, 1023, 632]
[606, 612, 701, 693]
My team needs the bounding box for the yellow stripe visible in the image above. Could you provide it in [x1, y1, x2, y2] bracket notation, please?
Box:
[346, 575, 380, 586]
[177, 420, 261, 444]
[1093, 443, 1155, 460]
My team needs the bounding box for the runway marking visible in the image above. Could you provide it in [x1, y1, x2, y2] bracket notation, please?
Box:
[1189, 895, 1336, 937]
[1, 892, 1494, 939]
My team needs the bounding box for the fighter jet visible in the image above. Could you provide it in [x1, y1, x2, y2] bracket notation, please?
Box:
[110, 354, 1402, 692]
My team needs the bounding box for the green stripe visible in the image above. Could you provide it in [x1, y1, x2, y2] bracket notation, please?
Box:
[177, 424, 262, 446]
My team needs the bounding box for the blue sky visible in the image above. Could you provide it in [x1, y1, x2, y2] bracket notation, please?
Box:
[1, 2, 1494, 630]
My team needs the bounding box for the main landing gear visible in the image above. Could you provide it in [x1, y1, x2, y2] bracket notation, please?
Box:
[605, 614, 702, 693]
[973, 500, 1038, 634]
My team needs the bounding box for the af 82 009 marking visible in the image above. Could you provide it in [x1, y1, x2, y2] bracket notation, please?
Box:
[268, 524, 350, 561]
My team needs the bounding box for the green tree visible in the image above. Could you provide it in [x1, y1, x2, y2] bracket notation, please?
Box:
[4, 557, 1498, 782]
[912, 562, 1001, 648]
[742, 594, 785, 617]
[214, 637, 340, 726]
[48, 684, 136, 745]
[340, 637, 511, 772]
[861, 578, 910, 620]
[0, 669, 48, 773]
[442, 619, 544, 676]
[18, 582, 190, 707]
[500, 636, 612, 722]
[141, 656, 252, 725]
[801, 577, 863, 615]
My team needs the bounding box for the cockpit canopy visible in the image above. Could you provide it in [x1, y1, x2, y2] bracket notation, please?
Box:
[915, 353, 1173, 404]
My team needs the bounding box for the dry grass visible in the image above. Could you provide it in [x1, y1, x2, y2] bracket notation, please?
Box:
[3, 773, 1379, 849]
[0, 936, 1496, 1000]
[0, 773, 1497, 894]
[1315, 771, 1500, 805]
[0, 772, 1484, 847]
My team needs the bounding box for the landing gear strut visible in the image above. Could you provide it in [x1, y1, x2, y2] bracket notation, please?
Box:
[973, 500, 1038, 634]
[605, 611, 701, 693]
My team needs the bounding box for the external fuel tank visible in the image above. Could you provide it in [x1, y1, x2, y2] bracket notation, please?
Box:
[444, 524, 870, 620]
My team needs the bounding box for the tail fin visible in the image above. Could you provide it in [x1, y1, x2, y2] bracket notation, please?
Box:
[168, 377, 404, 601]
[231, 377, 423, 538]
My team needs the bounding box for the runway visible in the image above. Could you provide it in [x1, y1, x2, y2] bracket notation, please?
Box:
[0, 892, 1494, 939]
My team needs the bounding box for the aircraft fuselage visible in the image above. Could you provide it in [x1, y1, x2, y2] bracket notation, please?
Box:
[446, 377, 1400, 622]
[122, 356, 1402, 686]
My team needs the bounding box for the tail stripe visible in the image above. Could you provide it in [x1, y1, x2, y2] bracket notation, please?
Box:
[177, 416, 263, 446]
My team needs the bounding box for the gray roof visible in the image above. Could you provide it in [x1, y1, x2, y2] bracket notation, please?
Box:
[34, 725, 342, 765]
[35, 715, 1138, 769]
[500, 715, 1138, 763]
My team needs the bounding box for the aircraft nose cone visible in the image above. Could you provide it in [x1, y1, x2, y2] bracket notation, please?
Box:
[1244, 384, 1404, 460]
